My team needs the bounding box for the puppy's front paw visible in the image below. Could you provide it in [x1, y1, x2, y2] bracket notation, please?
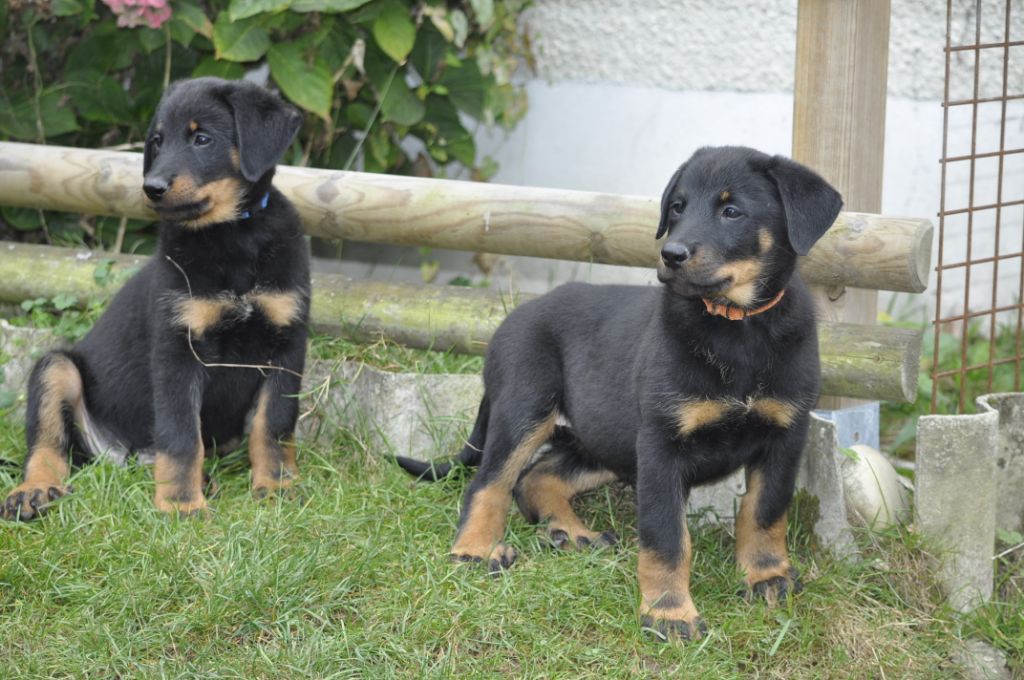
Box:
[1, 482, 72, 521]
[451, 542, 518, 575]
[640, 610, 707, 643]
[740, 566, 803, 605]
[154, 494, 209, 518]
[547, 526, 618, 551]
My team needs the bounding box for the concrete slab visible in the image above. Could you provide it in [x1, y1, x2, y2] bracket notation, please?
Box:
[916, 400, 1000, 612]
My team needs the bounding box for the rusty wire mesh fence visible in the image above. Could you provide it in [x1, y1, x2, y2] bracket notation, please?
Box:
[932, 0, 1024, 413]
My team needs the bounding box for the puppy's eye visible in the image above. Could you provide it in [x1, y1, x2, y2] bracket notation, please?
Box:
[670, 200, 685, 215]
[150, 134, 162, 151]
[722, 205, 742, 219]
[194, 133, 212, 147]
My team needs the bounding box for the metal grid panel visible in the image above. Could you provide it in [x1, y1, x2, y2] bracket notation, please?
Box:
[933, 0, 1024, 413]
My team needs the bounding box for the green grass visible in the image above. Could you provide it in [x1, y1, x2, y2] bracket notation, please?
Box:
[1, 411, 1017, 678]
[1, 312, 1021, 676]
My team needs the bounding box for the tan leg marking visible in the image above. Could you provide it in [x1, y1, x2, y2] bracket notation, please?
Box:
[736, 469, 794, 603]
[251, 290, 303, 328]
[3, 356, 83, 518]
[451, 413, 557, 562]
[249, 387, 299, 497]
[638, 529, 704, 640]
[517, 465, 617, 548]
[153, 446, 207, 515]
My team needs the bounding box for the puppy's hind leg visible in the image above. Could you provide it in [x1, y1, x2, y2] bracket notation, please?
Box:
[451, 405, 558, 574]
[514, 427, 619, 550]
[2, 352, 83, 520]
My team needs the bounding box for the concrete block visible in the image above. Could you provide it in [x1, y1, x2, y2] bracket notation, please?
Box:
[798, 413, 858, 556]
[916, 400, 1000, 612]
[300, 360, 482, 460]
[0, 321, 61, 416]
[981, 393, 1024, 533]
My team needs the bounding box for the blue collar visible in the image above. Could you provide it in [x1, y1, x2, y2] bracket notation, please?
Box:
[239, 192, 270, 220]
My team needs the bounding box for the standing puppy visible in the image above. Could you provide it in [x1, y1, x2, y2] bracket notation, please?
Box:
[397, 146, 842, 641]
[2, 77, 310, 519]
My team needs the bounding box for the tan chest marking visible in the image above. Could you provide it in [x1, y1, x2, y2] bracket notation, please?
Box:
[174, 297, 233, 338]
[250, 290, 303, 328]
[173, 289, 304, 337]
[675, 397, 799, 436]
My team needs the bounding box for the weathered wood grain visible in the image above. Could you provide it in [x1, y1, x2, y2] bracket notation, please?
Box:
[0, 141, 932, 293]
[0, 243, 921, 402]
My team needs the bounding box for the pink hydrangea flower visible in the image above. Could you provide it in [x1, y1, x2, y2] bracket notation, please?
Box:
[101, 0, 172, 29]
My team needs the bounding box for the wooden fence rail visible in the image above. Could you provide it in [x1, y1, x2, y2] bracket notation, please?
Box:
[0, 142, 932, 293]
[0, 242, 921, 402]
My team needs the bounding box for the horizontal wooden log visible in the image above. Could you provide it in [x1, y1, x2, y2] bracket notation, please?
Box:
[0, 243, 921, 402]
[0, 141, 933, 293]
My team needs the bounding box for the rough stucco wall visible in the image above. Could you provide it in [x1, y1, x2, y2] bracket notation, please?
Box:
[523, 0, 1022, 101]
[525, 1, 798, 94]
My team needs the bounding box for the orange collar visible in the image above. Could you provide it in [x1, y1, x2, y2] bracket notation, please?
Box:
[702, 289, 786, 321]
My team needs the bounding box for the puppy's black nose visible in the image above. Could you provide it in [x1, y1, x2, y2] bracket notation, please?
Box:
[143, 178, 169, 202]
[661, 242, 691, 269]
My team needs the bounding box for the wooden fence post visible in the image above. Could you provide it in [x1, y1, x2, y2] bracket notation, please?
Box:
[792, 0, 891, 412]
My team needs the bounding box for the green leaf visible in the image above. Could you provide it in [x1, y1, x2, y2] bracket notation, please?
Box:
[468, 0, 494, 29]
[410, 23, 447, 82]
[996, 528, 1024, 546]
[446, 135, 476, 167]
[52, 0, 83, 16]
[343, 102, 373, 128]
[229, 0, 292, 21]
[137, 28, 166, 54]
[291, 0, 373, 12]
[327, 134, 359, 170]
[213, 12, 271, 62]
[170, 1, 212, 45]
[372, 0, 416, 63]
[52, 293, 78, 311]
[66, 23, 136, 73]
[66, 71, 134, 124]
[191, 57, 247, 80]
[35, 91, 80, 137]
[268, 44, 334, 121]
[0, 207, 42, 231]
[423, 95, 474, 166]
[440, 61, 488, 119]
[380, 76, 424, 126]
[174, 1, 213, 37]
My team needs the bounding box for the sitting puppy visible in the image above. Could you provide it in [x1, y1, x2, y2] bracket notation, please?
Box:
[2, 77, 310, 519]
[397, 146, 842, 641]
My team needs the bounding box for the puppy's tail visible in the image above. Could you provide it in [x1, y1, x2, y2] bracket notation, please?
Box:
[394, 395, 488, 481]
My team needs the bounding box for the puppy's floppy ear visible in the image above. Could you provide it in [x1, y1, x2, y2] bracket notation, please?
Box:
[224, 81, 302, 182]
[766, 155, 843, 256]
[656, 161, 688, 240]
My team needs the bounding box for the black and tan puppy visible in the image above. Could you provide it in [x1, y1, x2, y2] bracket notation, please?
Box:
[396, 146, 842, 641]
[2, 77, 310, 519]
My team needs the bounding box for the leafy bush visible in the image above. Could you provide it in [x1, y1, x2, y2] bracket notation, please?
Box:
[0, 0, 532, 251]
